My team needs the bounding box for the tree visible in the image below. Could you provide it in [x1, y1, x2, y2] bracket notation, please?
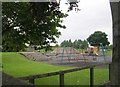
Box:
[2, 2, 68, 52]
[68, 39, 73, 47]
[60, 39, 73, 47]
[73, 39, 82, 49]
[73, 40, 78, 48]
[87, 31, 110, 46]
[73, 39, 88, 49]
[81, 40, 88, 49]
[60, 40, 67, 47]
[61, 39, 88, 49]
[105, 44, 113, 49]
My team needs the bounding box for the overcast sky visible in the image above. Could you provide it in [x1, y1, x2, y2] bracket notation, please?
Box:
[56, 0, 113, 45]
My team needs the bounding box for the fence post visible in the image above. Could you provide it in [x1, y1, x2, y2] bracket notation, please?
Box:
[90, 67, 94, 87]
[29, 79, 35, 84]
[109, 64, 111, 81]
[60, 72, 64, 87]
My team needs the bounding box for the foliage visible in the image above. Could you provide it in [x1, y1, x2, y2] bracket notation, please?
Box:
[2, 52, 109, 85]
[60, 39, 73, 47]
[2, 2, 68, 52]
[80, 40, 88, 49]
[66, 0, 80, 12]
[105, 45, 113, 50]
[60, 39, 88, 49]
[87, 31, 110, 46]
[73, 39, 82, 49]
[65, 39, 72, 47]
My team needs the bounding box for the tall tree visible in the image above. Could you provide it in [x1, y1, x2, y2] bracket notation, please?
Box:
[87, 31, 110, 46]
[2, 2, 68, 51]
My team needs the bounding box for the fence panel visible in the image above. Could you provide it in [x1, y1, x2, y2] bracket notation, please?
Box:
[19, 63, 111, 86]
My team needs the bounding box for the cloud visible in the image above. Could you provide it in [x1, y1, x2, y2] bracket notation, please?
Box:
[57, 0, 113, 45]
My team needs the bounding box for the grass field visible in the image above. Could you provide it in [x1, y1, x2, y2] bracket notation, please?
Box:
[1, 52, 109, 85]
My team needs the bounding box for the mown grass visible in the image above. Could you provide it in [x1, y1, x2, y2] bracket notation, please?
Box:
[2, 52, 109, 85]
[2, 52, 68, 77]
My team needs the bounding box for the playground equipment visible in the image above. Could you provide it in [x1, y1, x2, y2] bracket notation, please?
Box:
[49, 47, 88, 63]
[89, 46, 98, 56]
[88, 43, 107, 62]
[97, 43, 107, 62]
[56, 47, 79, 63]
[46, 43, 109, 64]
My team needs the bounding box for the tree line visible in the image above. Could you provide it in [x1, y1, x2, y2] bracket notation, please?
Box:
[60, 31, 112, 50]
[60, 39, 88, 49]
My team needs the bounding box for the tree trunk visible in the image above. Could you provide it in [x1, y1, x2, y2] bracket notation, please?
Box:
[110, 1, 120, 85]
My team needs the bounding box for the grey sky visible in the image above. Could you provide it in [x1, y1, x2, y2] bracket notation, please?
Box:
[56, 0, 113, 45]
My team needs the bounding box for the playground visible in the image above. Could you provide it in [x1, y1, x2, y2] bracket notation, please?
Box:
[46, 47, 111, 67]
[21, 44, 112, 68]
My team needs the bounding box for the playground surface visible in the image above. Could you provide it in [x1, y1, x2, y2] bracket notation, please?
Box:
[45, 55, 111, 68]
[20, 47, 112, 68]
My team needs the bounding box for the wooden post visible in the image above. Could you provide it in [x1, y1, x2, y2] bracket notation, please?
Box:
[90, 68, 94, 87]
[109, 64, 111, 81]
[60, 72, 64, 87]
[29, 79, 35, 84]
